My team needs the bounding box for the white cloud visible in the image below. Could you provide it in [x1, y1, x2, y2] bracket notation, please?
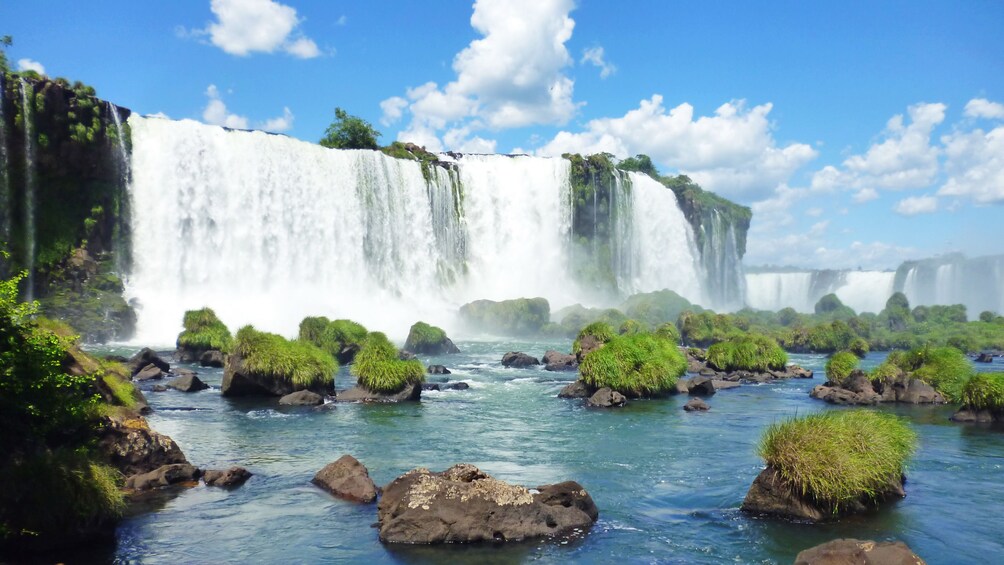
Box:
[852, 188, 879, 203]
[894, 195, 939, 216]
[203, 0, 320, 58]
[379, 96, 409, 126]
[806, 207, 823, 217]
[259, 107, 294, 132]
[336, 15, 348, 26]
[16, 58, 45, 75]
[938, 123, 1004, 204]
[537, 95, 817, 200]
[581, 46, 615, 79]
[842, 103, 945, 190]
[964, 98, 1004, 120]
[146, 112, 171, 119]
[202, 85, 249, 129]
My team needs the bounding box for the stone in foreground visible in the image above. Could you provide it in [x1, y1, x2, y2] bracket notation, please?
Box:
[377, 464, 598, 544]
[125, 463, 201, 491]
[794, 538, 926, 565]
[684, 398, 709, 411]
[587, 387, 626, 408]
[166, 374, 209, 392]
[279, 390, 325, 406]
[312, 455, 378, 503]
[501, 351, 541, 368]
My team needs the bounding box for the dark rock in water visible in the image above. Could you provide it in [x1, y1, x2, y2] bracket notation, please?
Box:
[336, 343, 362, 365]
[501, 351, 540, 368]
[741, 466, 905, 522]
[279, 390, 325, 406]
[203, 467, 253, 488]
[713, 380, 741, 391]
[377, 464, 598, 543]
[151, 385, 168, 392]
[166, 374, 209, 392]
[542, 350, 577, 371]
[125, 464, 201, 491]
[98, 418, 189, 476]
[422, 383, 441, 391]
[587, 387, 626, 408]
[976, 352, 994, 363]
[398, 350, 417, 361]
[172, 368, 198, 379]
[688, 376, 716, 396]
[427, 364, 451, 375]
[134, 363, 166, 382]
[444, 382, 470, 391]
[674, 379, 691, 394]
[684, 398, 709, 411]
[199, 350, 225, 368]
[558, 380, 592, 398]
[128, 348, 170, 376]
[951, 406, 1000, 423]
[222, 353, 332, 397]
[312, 455, 378, 503]
[794, 538, 926, 565]
[812, 370, 944, 406]
[337, 383, 422, 403]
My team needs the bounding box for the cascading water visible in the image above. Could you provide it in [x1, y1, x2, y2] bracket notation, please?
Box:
[18, 78, 36, 300]
[700, 210, 745, 311]
[0, 73, 9, 252]
[744, 272, 816, 312]
[107, 102, 131, 273]
[897, 255, 1004, 318]
[833, 271, 895, 314]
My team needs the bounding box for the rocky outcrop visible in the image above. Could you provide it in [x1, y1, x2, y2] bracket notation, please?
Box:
[794, 538, 926, 565]
[687, 376, 716, 396]
[125, 464, 201, 491]
[376, 464, 598, 543]
[279, 390, 325, 406]
[222, 353, 332, 397]
[587, 387, 626, 408]
[166, 374, 209, 392]
[337, 382, 422, 403]
[811, 370, 945, 406]
[684, 398, 709, 411]
[741, 466, 905, 522]
[684, 355, 813, 384]
[312, 455, 379, 503]
[427, 364, 451, 375]
[951, 406, 1002, 424]
[543, 350, 577, 372]
[128, 348, 171, 376]
[557, 380, 592, 398]
[98, 416, 189, 477]
[203, 467, 253, 488]
[501, 351, 540, 368]
[199, 350, 226, 368]
[575, 335, 604, 363]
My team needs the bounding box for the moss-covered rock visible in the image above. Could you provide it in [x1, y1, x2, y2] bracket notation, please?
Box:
[298, 316, 368, 364]
[572, 321, 616, 361]
[458, 297, 549, 336]
[706, 334, 788, 373]
[222, 325, 337, 397]
[885, 346, 974, 402]
[825, 351, 860, 383]
[176, 307, 232, 362]
[952, 373, 1004, 423]
[350, 332, 425, 395]
[403, 321, 460, 355]
[578, 332, 687, 397]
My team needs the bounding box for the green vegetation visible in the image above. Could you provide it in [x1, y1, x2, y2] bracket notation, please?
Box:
[960, 373, 1004, 412]
[825, 351, 859, 383]
[618, 319, 643, 335]
[232, 325, 336, 389]
[297, 316, 368, 360]
[572, 321, 616, 355]
[176, 307, 232, 353]
[757, 410, 916, 512]
[350, 332, 425, 393]
[814, 294, 856, 319]
[654, 322, 680, 343]
[848, 337, 869, 358]
[621, 289, 697, 329]
[678, 310, 745, 347]
[578, 332, 687, 397]
[403, 321, 452, 353]
[889, 345, 974, 402]
[706, 333, 788, 372]
[320, 107, 380, 150]
[0, 35, 11, 73]
[458, 297, 550, 336]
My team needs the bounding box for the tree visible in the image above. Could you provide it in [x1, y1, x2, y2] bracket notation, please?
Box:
[319, 107, 380, 150]
[0, 35, 12, 73]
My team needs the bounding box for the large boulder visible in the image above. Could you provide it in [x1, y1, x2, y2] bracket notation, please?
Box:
[376, 464, 598, 543]
[98, 417, 189, 476]
[125, 464, 201, 491]
[688, 376, 716, 396]
[166, 374, 209, 392]
[279, 390, 325, 406]
[312, 455, 378, 503]
[794, 538, 926, 565]
[203, 467, 253, 488]
[337, 382, 422, 403]
[501, 351, 541, 368]
[587, 387, 626, 408]
[403, 322, 461, 355]
[134, 363, 166, 382]
[128, 348, 170, 376]
[222, 353, 332, 397]
[542, 350, 577, 372]
[741, 466, 905, 522]
[199, 349, 226, 368]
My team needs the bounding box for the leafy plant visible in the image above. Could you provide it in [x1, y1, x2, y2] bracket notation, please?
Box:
[825, 351, 859, 383]
[319, 107, 380, 150]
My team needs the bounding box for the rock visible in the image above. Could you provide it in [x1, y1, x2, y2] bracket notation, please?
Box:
[684, 398, 709, 411]
[673, 379, 691, 394]
[575, 335, 603, 363]
[151, 385, 167, 392]
[279, 390, 325, 406]
[587, 387, 626, 408]
[899, 378, 944, 404]
[741, 466, 905, 522]
[794, 538, 926, 565]
[444, 382, 470, 391]
[976, 352, 994, 363]
[337, 382, 422, 403]
[199, 350, 225, 368]
[502, 351, 541, 368]
[312, 455, 378, 503]
[951, 406, 999, 423]
[811, 384, 879, 406]
[427, 364, 451, 375]
[125, 464, 201, 491]
[128, 348, 170, 376]
[98, 417, 189, 476]
[422, 383, 441, 391]
[203, 467, 253, 488]
[134, 363, 166, 381]
[172, 368, 198, 379]
[222, 353, 332, 397]
[558, 380, 592, 398]
[376, 464, 597, 543]
[843, 371, 873, 394]
[542, 350, 577, 372]
[105, 354, 128, 363]
[688, 376, 716, 396]
[166, 374, 209, 392]
[712, 380, 741, 391]
[398, 350, 417, 361]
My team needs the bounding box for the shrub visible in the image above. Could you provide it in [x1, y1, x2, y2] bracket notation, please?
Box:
[233, 326, 337, 388]
[825, 351, 859, 383]
[895, 345, 974, 402]
[706, 334, 788, 372]
[403, 321, 448, 352]
[351, 332, 425, 393]
[618, 319, 644, 335]
[177, 307, 232, 353]
[757, 410, 916, 511]
[960, 373, 1004, 412]
[572, 321, 616, 355]
[578, 333, 686, 396]
[848, 337, 869, 358]
[298, 317, 368, 358]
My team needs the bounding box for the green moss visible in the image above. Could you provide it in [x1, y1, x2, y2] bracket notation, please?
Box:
[458, 297, 550, 336]
[233, 325, 336, 388]
[578, 332, 687, 397]
[960, 373, 1004, 412]
[757, 410, 916, 512]
[404, 321, 448, 352]
[825, 351, 859, 383]
[350, 332, 425, 393]
[297, 317, 368, 359]
[572, 321, 616, 355]
[177, 307, 232, 353]
[706, 333, 788, 372]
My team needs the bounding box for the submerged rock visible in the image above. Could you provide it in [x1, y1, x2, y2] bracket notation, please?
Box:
[951, 406, 1001, 424]
[741, 466, 905, 522]
[501, 351, 540, 368]
[427, 364, 451, 375]
[794, 538, 926, 565]
[684, 398, 710, 411]
[377, 464, 597, 543]
[312, 455, 378, 503]
[203, 467, 253, 488]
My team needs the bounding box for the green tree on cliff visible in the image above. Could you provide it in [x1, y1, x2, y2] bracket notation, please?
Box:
[319, 107, 381, 150]
[0, 35, 12, 73]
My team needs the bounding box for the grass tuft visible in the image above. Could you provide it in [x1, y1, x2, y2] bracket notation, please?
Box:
[706, 333, 788, 372]
[233, 325, 337, 388]
[960, 373, 1004, 411]
[654, 322, 681, 343]
[825, 351, 860, 383]
[298, 317, 368, 358]
[177, 307, 233, 353]
[578, 332, 687, 396]
[351, 332, 425, 393]
[572, 321, 616, 355]
[757, 410, 916, 512]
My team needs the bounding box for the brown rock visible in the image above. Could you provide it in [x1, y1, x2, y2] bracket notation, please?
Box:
[166, 374, 209, 392]
[312, 455, 378, 503]
[204, 467, 253, 488]
[125, 464, 201, 491]
[222, 353, 333, 397]
[684, 398, 709, 411]
[128, 348, 170, 376]
[199, 350, 225, 368]
[542, 350, 577, 371]
[98, 417, 189, 476]
[279, 390, 325, 406]
[587, 387, 626, 408]
[688, 376, 716, 396]
[501, 351, 540, 368]
[134, 363, 165, 381]
[741, 466, 905, 522]
[794, 538, 926, 565]
[558, 380, 592, 398]
[337, 383, 421, 403]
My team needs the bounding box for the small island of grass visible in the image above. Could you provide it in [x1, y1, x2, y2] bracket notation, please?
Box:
[578, 332, 686, 397]
[706, 334, 787, 373]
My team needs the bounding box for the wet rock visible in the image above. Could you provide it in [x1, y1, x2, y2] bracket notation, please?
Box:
[542, 350, 577, 372]
[337, 383, 422, 403]
[899, 378, 942, 404]
[377, 464, 598, 543]
[741, 466, 905, 522]
[427, 364, 451, 375]
[688, 376, 716, 396]
[166, 374, 209, 392]
[502, 351, 541, 368]
[684, 398, 709, 411]
[199, 350, 225, 368]
[312, 455, 378, 503]
[203, 467, 253, 488]
[222, 353, 332, 397]
[134, 363, 166, 382]
[976, 352, 994, 363]
[172, 368, 198, 379]
[151, 385, 168, 392]
[444, 382, 470, 391]
[98, 417, 189, 476]
[279, 390, 325, 406]
[587, 387, 626, 408]
[125, 464, 201, 491]
[398, 350, 417, 361]
[673, 379, 691, 394]
[422, 383, 441, 391]
[128, 348, 170, 376]
[794, 538, 926, 565]
[558, 380, 591, 398]
[812, 372, 944, 406]
[951, 406, 1000, 423]
[712, 380, 741, 391]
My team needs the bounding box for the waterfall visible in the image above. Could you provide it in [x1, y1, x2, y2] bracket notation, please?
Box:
[700, 210, 745, 311]
[18, 78, 36, 300]
[744, 272, 816, 312]
[0, 73, 9, 253]
[833, 271, 895, 314]
[897, 255, 1004, 318]
[108, 103, 131, 273]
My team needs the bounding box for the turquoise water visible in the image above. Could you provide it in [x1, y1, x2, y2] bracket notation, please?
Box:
[96, 341, 1004, 564]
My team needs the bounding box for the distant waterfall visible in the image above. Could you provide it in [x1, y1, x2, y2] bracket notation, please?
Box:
[699, 209, 745, 311]
[745, 272, 816, 313]
[896, 255, 1004, 318]
[18, 78, 36, 300]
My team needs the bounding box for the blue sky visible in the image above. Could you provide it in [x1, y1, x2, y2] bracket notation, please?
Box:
[4, 0, 1003, 269]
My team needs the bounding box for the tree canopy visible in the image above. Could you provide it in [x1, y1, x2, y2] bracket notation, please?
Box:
[319, 107, 381, 150]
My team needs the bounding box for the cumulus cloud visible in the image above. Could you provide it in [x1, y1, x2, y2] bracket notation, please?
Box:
[16, 58, 45, 75]
[200, 0, 320, 58]
[964, 98, 1004, 120]
[852, 188, 879, 203]
[202, 84, 293, 132]
[894, 195, 939, 216]
[379, 96, 408, 126]
[259, 107, 295, 132]
[842, 103, 945, 190]
[938, 122, 1004, 204]
[581, 46, 615, 79]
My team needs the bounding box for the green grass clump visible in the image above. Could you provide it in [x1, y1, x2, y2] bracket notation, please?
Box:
[458, 297, 550, 336]
[403, 321, 449, 352]
[298, 317, 368, 358]
[960, 373, 1004, 411]
[757, 410, 917, 512]
[233, 325, 337, 388]
[655, 322, 681, 343]
[572, 321, 616, 355]
[177, 307, 233, 353]
[848, 337, 870, 358]
[893, 345, 975, 402]
[618, 319, 644, 335]
[351, 332, 425, 393]
[706, 333, 788, 372]
[825, 351, 860, 383]
[578, 332, 687, 397]
[869, 359, 903, 382]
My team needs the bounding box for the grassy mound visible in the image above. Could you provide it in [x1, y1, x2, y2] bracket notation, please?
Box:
[578, 332, 687, 397]
[572, 321, 616, 355]
[298, 316, 368, 358]
[618, 319, 644, 335]
[889, 346, 974, 402]
[177, 307, 232, 353]
[706, 333, 788, 372]
[757, 410, 916, 511]
[403, 321, 452, 353]
[825, 351, 860, 383]
[960, 373, 1004, 412]
[233, 326, 337, 388]
[655, 322, 681, 343]
[351, 332, 425, 393]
